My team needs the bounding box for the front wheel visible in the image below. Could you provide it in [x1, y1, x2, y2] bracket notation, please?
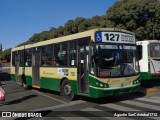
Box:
[61, 79, 74, 101]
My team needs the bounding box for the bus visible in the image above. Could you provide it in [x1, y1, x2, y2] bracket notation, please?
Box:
[137, 40, 160, 81]
[11, 28, 140, 100]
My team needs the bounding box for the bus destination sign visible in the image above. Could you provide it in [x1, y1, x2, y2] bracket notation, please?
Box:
[95, 31, 135, 44]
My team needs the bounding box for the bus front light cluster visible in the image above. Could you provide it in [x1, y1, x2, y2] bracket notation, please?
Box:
[96, 82, 109, 88]
[133, 80, 139, 84]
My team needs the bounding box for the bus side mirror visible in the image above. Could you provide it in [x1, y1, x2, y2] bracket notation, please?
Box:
[90, 46, 94, 56]
[90, 46, 97, 63]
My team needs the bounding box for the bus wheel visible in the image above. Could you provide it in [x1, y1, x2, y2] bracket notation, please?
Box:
[61, 79, 74, 101]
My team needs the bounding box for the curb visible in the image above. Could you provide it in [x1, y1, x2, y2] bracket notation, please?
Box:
[145, 88, 160, 94]
[139, 87, 160, 95]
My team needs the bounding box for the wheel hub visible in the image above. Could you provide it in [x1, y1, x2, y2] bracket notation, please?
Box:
[64, 84, 72, 95]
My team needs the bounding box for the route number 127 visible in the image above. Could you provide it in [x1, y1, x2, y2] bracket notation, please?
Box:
[104, 33, 120, 41]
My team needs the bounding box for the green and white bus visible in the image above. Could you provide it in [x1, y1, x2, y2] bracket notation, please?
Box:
[137, 40, 160, 81]
[11, 28, 140, 100]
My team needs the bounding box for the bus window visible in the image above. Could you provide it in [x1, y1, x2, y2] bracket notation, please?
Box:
[19, 50, 24, 67]
[60, 43, 68, 66]
[12, 52, 16, 66]
[69, 41, 76, 66]
[25, 49, 32, 67]
[53, 43, 68, 66]
[53, 44, 61, 66]
[95, 44, 138, 77]
[41, 45, 53, 66]
[150, 43, 160, 57]
[137, 45, 142, 60]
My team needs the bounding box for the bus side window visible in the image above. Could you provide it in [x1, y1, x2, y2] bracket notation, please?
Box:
[60, 43, 68, 66]
[41, 45, 53, 66]
[137, 45, 142, 60]
[54, 44, 60, 66]
[19, 50, 24, 67]
[25, 49, 32, 67]
[69, 41, 76, 66]
[12, 52, 16, 66]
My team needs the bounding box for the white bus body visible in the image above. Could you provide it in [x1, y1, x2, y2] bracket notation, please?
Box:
[137, 40, 160, 80]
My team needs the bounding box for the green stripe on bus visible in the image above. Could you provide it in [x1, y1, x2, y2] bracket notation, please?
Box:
[140, 72, 160, 81]
[11, 74, 78, 94]
[11, 74, 16, 82]
[40, 77, 78, 94]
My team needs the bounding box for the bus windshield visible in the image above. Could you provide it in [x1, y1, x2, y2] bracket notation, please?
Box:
[150, 43, 160, 57]
[94, 44, 139, 77]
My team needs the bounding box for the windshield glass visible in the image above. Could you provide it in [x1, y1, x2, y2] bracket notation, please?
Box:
[150, 43, 160, 57]
[95, 44, 139, 77]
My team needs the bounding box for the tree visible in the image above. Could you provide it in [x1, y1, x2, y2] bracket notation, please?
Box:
[56, 26, 64, 37]
[106, 0, 160, 40]
[0, 48, 11, 61]
[99, 15, 114, 28]
[78, 19, 92, 32]
[63, 20, 75, 35]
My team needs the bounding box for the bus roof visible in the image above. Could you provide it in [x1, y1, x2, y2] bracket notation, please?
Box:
[12, 28, 135, 51]
[137, 40, 160, 45]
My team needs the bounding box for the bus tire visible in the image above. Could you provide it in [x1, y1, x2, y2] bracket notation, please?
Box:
[61, 79, 74, 101]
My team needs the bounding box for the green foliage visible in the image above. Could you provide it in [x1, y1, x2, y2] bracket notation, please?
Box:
[106, 0, 160, 40]
[0, 48, 11, 61]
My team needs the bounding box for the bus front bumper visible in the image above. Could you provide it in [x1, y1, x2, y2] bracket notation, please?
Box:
[89, 84, 140, 98]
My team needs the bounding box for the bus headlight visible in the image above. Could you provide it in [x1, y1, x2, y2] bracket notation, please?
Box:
[100, 84, 103, 87]
[133, 80, 139, 84]
[133, 80, 137, 84]
[96, 82, 109, 88]
[96, 82, 99, 86]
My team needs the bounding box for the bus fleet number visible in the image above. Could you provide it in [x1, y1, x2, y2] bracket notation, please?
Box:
[104, 33, 120, 41]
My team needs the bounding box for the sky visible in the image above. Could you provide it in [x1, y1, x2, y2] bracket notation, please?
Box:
[0, 0, 117, 49]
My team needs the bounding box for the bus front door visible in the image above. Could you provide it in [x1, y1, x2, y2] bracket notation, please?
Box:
[15, 54, 21, 84]
[32, 52, 40, 87]
[150, 59, 160, 74]
[78, 45, 89, 94]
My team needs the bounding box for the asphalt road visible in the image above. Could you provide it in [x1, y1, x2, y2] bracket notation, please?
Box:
[1, 79, 160, 119]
